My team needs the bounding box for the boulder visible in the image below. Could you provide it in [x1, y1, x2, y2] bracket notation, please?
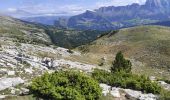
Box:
[158, 81, 167, 85]
[11, 89, 15, 95]
[7, 71, 15, 76]
[124, 89, 157, 100]
[158, 81, 170, 90]
[100, 84, 111, 96]
[0, 69, 7, 75]
[0, 95, 6, 99]
[0, 77, 24, 91]
[24, 68, 33, 74]
[149, 76, 156, 81]
[42, 57, 53, 68]
[20, 88, 29, 95]
[124, 89, 141, 99]
[139, 93, 157, 100]
[110, 87, 121, 98]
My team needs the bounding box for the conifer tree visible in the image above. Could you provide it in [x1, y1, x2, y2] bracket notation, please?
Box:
[111, 51, 132, 73]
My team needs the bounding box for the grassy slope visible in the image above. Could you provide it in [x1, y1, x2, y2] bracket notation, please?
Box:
[77, 25, 170, 80]
[0, 16, 52, 45]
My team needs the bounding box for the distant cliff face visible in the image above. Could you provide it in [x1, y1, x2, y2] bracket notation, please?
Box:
[145, 0, 170, 8]
[62, 0, 170, 30]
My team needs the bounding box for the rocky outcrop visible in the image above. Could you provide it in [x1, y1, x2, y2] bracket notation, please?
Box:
[0, 37, 97, 96]
[100, 84, 158, 100]
[124, 89, 157, 100]
[158, 81, 170, 90]
[52, 59, 95, 72]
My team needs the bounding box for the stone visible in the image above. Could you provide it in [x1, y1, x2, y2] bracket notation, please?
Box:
[139, 93, 157, 100]
[124, 89, 157, 100]
[24, 68, 33, 74]
[110, 87, 121, 98]
[20, 88, 29, 95]
[56, 47, 70, 56]
[100, 84, 111, 96]
[0, 95, 6, 99]
[158, 81, 167, 85]
[158, 81, 170, 90]
[0, 69, 7, 74]
[7, 71, 15, 76]
[53, 59, 95, 72]
[124, 89, 141, 99]
[0, 77, 24, 91]
[11, 89, 15, 95]
[149, 76, 156, 81]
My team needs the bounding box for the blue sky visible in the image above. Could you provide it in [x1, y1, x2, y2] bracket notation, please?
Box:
[0, 0, 146, 18]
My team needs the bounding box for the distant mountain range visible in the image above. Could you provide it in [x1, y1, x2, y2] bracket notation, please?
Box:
[21, 0, 170, 30]
[56, 0, 170, 30]
[22, 16, 70, 25]
[151, 20, 170, 27]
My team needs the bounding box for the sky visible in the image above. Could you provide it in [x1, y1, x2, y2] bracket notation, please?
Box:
[0, 0, 146, 18]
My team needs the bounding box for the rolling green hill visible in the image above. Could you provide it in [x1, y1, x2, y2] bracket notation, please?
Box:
[77, 25, 170, 80]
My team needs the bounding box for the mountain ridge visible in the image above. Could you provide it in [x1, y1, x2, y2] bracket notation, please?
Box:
[57, 0, 170, 30]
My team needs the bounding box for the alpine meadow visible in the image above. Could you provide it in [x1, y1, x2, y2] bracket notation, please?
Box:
[0, 0, 170, 100]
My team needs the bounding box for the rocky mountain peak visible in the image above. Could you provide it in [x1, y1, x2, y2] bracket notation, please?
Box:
[145, 0, 170, 8]
[83, 10, 96, 17]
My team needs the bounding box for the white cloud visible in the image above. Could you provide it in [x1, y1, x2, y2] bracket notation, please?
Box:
[7, 8, 17, 12]
[1, 0, 147, 18]
[95, 0, 146, 8]
[18, 4, 86, 16]
[18, 0, 147, 16]
[59, 5, 86, 14]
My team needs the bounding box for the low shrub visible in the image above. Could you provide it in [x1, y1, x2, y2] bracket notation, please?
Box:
[92, 69, 162, 94]
[160, 90, 170, 100]
[29, 70, 102, 100]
